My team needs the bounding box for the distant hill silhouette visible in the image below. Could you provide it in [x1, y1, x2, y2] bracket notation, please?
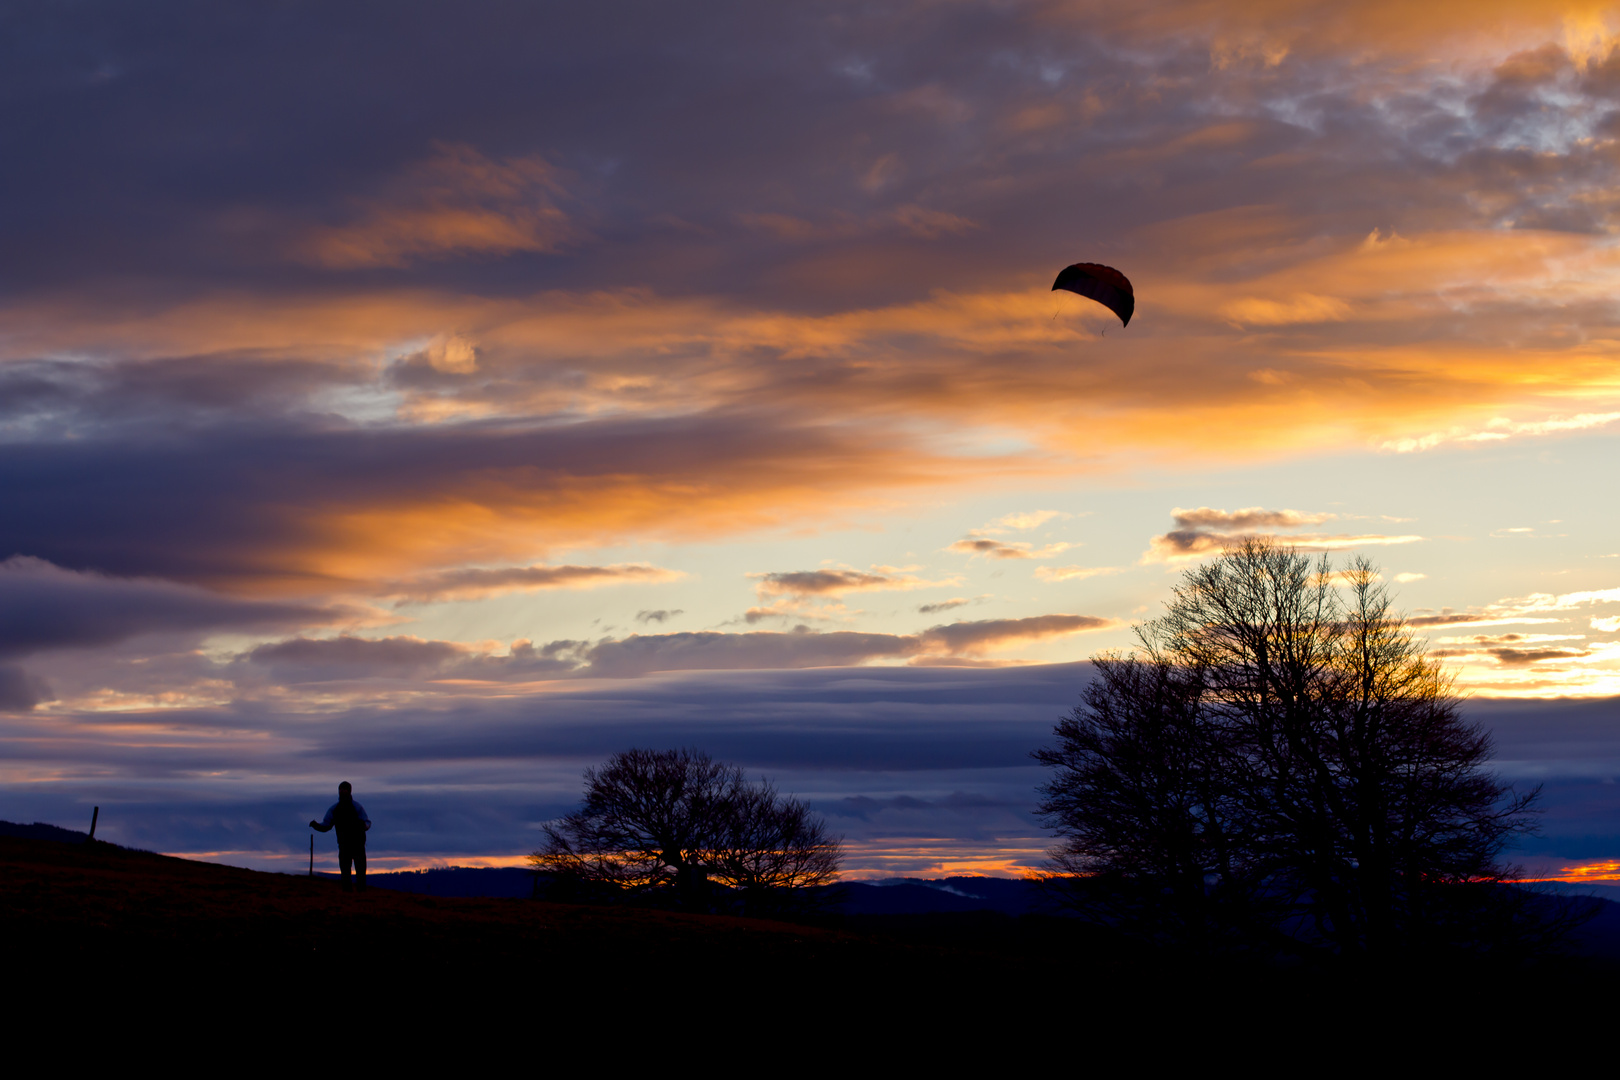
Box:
[1572, 903, 1620, 960]
[835, 876, 1048, 916]
[365, 865, 1051, 913]
[367, 866, 538, 898]
[10, 818, 1618, 957]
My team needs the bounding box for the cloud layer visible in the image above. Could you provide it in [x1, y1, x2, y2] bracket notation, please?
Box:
[236, 613, 1117, 683]
[4, 660, 1614, 878]
[6, 4, 1620, 606]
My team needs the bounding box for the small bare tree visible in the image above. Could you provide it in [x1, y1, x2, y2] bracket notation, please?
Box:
[532, 748, 841, 913]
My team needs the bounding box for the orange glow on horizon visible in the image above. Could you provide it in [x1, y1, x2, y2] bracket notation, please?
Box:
[169, 846, 1053, 880]
[1522, 859, 1620, 884]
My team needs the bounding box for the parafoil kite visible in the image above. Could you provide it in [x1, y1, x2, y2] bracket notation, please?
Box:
[1052, 262, 1134, 327]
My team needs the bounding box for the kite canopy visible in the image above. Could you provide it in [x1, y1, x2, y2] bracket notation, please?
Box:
[1052, 262, 1134, 327]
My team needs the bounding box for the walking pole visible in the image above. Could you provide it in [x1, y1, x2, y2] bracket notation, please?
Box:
[87, 806, 98, 843]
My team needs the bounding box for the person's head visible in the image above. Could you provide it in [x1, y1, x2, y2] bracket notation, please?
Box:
[338, 781, 352, 800]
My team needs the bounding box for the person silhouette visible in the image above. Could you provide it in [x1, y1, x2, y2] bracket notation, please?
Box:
[310, 781, 371, 890]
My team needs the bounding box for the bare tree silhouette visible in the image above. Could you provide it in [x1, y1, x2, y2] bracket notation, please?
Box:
[1037, 540, 1543, 957]
[533, 748, 841, 914]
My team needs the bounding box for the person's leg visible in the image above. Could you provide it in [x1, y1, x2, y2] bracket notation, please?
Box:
[339, 845, 353, 889]
[355, 845, 366, 890]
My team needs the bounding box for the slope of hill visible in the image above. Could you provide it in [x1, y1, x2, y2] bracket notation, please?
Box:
[0, 819, 100, 844]
[8, 823, 1615, 1039]
[1, 834, 871, 967]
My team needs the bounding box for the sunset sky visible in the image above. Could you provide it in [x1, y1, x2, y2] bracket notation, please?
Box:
[6, 1, 1620, 881]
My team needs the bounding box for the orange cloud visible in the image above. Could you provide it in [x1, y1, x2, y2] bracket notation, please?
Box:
[384, 563, 681, 604]
[1171, 506, 1333, 530]
[13, 204, 1620, 464]
[1143, 531, 1424, 564]
[1034, 565, 1121, 583]
[1139, 507, 1424, 564]
[750, 568, 951, 598]
[8, 209, 1620, 577]
[915, 614, 1115, 655]
[1532, 859, 1620, 883]
[1047, 1, 1595, 66]
[947, 538, 1073, 560]
[295, 143, 582, 269]
[743, 567, 963, 625]
[257, 426, 986, 595]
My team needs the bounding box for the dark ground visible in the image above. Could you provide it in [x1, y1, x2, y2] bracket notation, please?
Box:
[6, 824, 1617, 1044]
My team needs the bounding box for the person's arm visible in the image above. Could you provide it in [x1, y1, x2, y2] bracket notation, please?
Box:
[309, 805, 335, 832]
[356, 801, 372, 831]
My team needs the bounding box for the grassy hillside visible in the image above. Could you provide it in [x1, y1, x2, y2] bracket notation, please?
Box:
[7, 832, 1613, 1042]
[3, 835, 895, 968]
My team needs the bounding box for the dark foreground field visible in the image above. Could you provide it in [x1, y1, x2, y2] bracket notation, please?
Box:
[3, 834, 1086, 982]
[7, 832, 1616, 1044]
[3, 834, 871, 965]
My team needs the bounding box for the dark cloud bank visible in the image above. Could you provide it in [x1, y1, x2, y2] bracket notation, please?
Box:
[3, 661, 1617, 871]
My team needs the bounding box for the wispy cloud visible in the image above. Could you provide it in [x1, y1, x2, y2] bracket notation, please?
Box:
[1431, 643, 1596, 666]
[750, 568, 950, 598]
[385, 562, 681, 604]
[1170, 507, 1335, 530]
[1408, 613, 1560, 629]
[1382, 412, 1620, 454]
[947, 538, 1073, 560]
[744, 566, 962, 624]
[1410, 585, 1620, 694]
[913, 614, 1115, 656]
[1219, 293, 1351, 327]
[1142, 507, 1422, 564]
[979, 509, 1071, 534]
[1034, 565, 1122, 583]
[1495, 586, 1620, 615]
[294, 144, 583, 269]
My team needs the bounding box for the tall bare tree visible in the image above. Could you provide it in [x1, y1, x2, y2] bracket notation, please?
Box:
[1037, 540, 1541, 956]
